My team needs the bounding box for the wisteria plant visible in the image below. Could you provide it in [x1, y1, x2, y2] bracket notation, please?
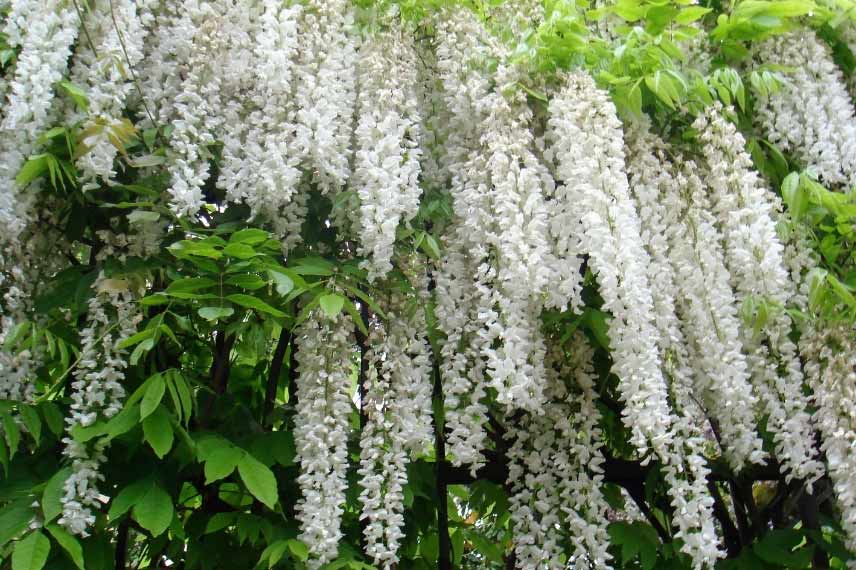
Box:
[0, 1, 855, 570]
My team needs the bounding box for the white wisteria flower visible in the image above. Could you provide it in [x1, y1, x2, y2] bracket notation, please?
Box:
[294, 309, 356, 569]
[752, 29, 856, 190]
[694, 104, 824, 486]
[352, 25, 423, 280]
[60, 277, 140, 536]
[545, 70, 673, 455]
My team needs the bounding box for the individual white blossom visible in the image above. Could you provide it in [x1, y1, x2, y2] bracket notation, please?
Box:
[694, 105, 824, 486]
[352, 26, 423, 280]
[545, 71, 673, 455]
[0, 0, 79, 242]
[292, 0, 357, 195]
[753, 29, 856, 190]
[60, 277, 140, 536]
[294, 309, 355, 569]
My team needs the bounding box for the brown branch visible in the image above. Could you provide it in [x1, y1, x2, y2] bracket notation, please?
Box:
[262, 327, 292, 428]
[114, 519, 130, 570]
[708, 480, 742, 557]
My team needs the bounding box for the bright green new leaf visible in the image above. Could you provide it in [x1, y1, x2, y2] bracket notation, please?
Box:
[204, 445, 245, 484]
[132, 481, 174, 537]
[319, 293, 345, 320]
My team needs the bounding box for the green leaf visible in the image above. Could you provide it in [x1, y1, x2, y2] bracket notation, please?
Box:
[40, 402, 64, 437]
[109, 480, 148, 520]
[198, 306, 235, 322]
[42, 468, 72, 523]
[229, 228, 269, 245]
[0, 500, 34, 547]
[675, 5, 711, 24]
[226, 294, 285, 317]
[286, 539, 309, 562]
[166, 277, 217, 294]
[781, 172, 808, 220]
[132, 481, 174, 537]
[58, 81, 88, 111]
[20, 405, 41, 444]
[15, 155, 49, 186]
[45, 524, 84, 570]
[225, 274, 266, 290]
[259, 539, 290, 568]
[142, 406, 174, 459]
[238, 453, 278, 509]
[12, 531, 51, 570]
[4, 412, 21, 456]
[269, 271, 294, 296]
[204, 445, 244, 484]
[127, 210, 161, 224]
[318, 293, 345, 320]
[223, 243, 257, 259]
[140, 373, 166, 420]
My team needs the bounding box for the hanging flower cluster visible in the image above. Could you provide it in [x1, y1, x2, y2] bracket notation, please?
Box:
[694, 104, 824, 486]
[430, 10, 557, 481]
[352, 26, 423, 281]
[293, 309, 356, 569]
[623, 120, 724, 568]
[0, 0, 79, 242]
[644, 133, 766, 471]
[67, 0, 154, 185]
[292, 0, 357, 196]
[752, 29, 856, 190]
[358, 293, 433, 568]
[801, 324, 856, 559]
[545, 71, 673, 455]
[59, 277, 140, 536]
[507, 335, 614, 570]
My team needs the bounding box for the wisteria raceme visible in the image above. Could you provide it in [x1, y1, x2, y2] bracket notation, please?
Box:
[214, 0, 306, 250]
[165, 0, 267, 217]
[801, 324, 856, 563]
[508, 335, 614, 570]
[358, 294, 433, 568]
[545, 70, 672, 454]
[352, 26, 423, 280]
[694, 105, 824, 486]
[433, 226, 490, 473]
[60, 277, 140, 536]
[0, 0, 79, 242]
[623, 120, 724, 568]
[292, 0, 357, 195]
[294, 309, 355, 569]
[67, 0, 154, 185]
[434, 10, 553, 413]
[752, 29, 856, 190]
[163, 0, 229, 216]
[660, 153, 766, 472]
